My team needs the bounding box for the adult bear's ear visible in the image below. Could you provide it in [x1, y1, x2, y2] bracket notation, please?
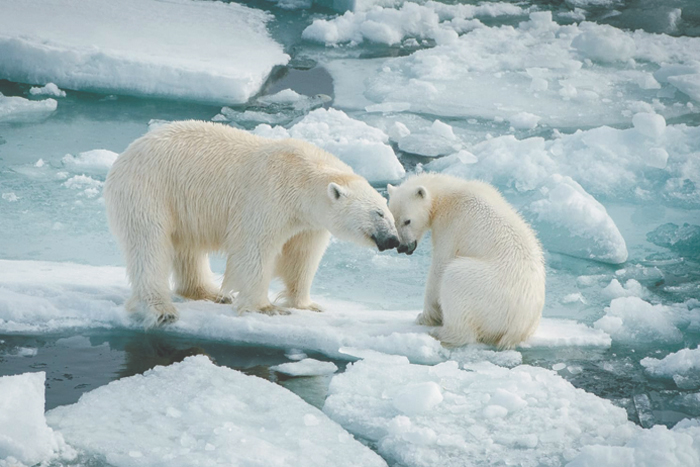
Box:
[328, 182, 347, 201]
[416, 186, 426, 199]
[386, 184, 396, 197]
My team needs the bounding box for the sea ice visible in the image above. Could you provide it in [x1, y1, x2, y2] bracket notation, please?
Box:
[253, 108, 405, 182]
[0, 372, 71, 466]
[28, 83, 66, 98]
[641, 347, 700, 381]
[0, 92, 57, 123]
[525, 175, 628, 264]
[593, 296, 684, 344]
[323, 356, 700, 467]
[62, 150, 119, 172]
[396, 120, 461, 157]
[325, 11, 700, 129]
[0, 260, 611, 364]
[47, 356, 386, 467]
[0, 0, 288, 104]
[270, 358, 339, 376]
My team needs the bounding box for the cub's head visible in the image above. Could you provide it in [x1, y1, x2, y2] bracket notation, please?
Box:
[387, 182, 432, 255]
[326, 179, 399, 252]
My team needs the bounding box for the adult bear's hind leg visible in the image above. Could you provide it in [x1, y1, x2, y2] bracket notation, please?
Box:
[173, 247, 231, 304]
[275, 229, 330, 311]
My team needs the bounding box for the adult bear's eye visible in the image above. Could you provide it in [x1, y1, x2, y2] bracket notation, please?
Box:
[404, 220, 411, 226]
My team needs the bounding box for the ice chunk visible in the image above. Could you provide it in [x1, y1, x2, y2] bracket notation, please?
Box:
[0, 0, 288, 104]
[271, 358, 339, 376]
[632, 112, 667, 140]
[62, 150, 119, 172]
[397, 120, 461, 157]
[0, 372, 70, 465]
[571, 23, 636, 63]
[253, 108, 405, 182]
[28, 83, 66, 98]
[392, 382, 443, 415]
[668, 74, 700, 102]
[641, 347, 700, 381]
[47, 356, 386, 467]
[0, 93, 57, 123]
[602, 279, 646, 299]
[323, 357, 691, 467]
[508, 112, 541, 130]
[527, 175, 628, 264]
[593, 297, 683, 344]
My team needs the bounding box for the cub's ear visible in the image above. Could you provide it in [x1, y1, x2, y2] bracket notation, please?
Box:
[328, 182, 347, 201]
[386, 184, 396, 197]
[416, 186, 427, 199]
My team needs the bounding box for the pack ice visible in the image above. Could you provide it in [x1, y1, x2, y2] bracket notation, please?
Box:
[0, 0, 289, 104]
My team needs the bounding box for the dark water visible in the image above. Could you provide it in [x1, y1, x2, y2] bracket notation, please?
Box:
[0, 331, 344, 411]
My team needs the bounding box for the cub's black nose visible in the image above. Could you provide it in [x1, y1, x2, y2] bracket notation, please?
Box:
[397, 241, 417, 255]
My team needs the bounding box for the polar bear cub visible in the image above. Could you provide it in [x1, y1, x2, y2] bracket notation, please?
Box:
[387, 173, 545, 349]
[104, 120, 399, 325]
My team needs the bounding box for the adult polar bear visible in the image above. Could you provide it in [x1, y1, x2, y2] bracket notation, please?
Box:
[388, 174, 545, 349]
[104, 120, 399, 325]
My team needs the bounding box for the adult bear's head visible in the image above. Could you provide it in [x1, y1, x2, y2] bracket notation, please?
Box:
[325, 177, 399, 252]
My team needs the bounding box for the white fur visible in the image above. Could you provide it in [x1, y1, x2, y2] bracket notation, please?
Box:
[104, 120, 397, 324]
[388, 174, 545, 349]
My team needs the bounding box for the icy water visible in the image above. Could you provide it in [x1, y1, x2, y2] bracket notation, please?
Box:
[2, 0, 700, 465]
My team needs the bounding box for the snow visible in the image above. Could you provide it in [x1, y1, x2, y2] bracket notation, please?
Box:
[526, 175, 628, 264]
[396, 120, 461, 157]
[28, 83, 66, 98]
[326, 12, 700, 129]
[508, 111, 541, 130]
[0, 372, 70, 466]
[270, 358, 339, 376]
[0, 93, 57, 123]
[253, 108, 405, 182]
[323, 355, 700, 467]
[668, 73, 700, 102]
[47, 356, 386, 467]
[0, 260, 610, 364]
[0, 0, 289, 104]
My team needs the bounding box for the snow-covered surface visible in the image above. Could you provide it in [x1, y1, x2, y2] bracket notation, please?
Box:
[253, 108, 405, 182]
[594, 297, 685, 344]
[47, 356, 386, 467]
[326, 11, 700, 129]
[324, 355, 700, 467]
[0, 0, 289, 104]
[271, 358, 339, 376]
[0, 93, 57, 123]
[0, 372, 71, 466]
[0, 260, 610, 364]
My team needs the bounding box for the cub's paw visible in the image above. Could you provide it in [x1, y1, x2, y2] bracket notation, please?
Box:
[415, 312, 441, 326]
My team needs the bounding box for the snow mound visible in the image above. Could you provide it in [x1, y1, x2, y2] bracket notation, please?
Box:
[324, 356, 700, 467]
[253, 108, 405, 182]
[641, 347, 700, 389]
[527, 175, 628, 264]
[0, 93, 57, 123]
[0, 260, 610, 364]
[0, 0, 288, 104]
[47, 356, 386, 467]
[0, 372, 71, 466]
[271, 358, 339, 376]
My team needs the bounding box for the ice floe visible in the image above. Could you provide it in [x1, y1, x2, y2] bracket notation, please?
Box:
[0, 260, 610, 365]
[0, 372, 72, 466]
[323, 355, 700, 467]
[0, 93, 57, 124]
[0, 0, 288, 104]
[271, 358, 339, 376]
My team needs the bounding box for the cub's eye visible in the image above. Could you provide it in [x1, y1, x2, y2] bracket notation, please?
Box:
[376, 211, 384, 218]
[404, 220, 411, 226]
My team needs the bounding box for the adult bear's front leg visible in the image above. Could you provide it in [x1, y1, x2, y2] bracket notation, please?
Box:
[276, 229, 331, 311]
[222, 241, 290, 316]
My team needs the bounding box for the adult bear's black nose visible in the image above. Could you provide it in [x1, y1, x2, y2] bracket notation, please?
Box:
[373, 234, 400, 251]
